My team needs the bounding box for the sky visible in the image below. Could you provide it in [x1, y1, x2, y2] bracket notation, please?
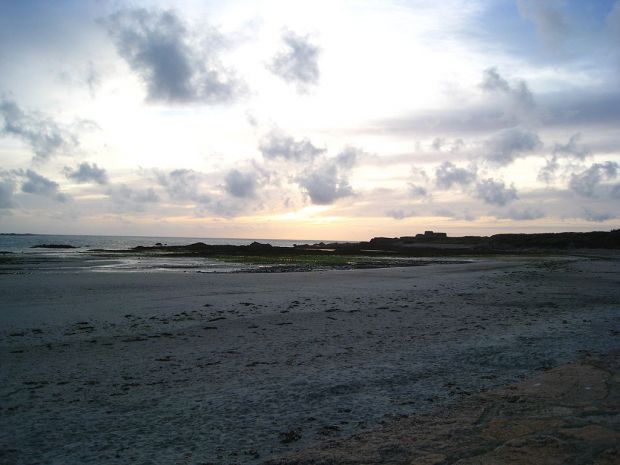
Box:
[0, 0, 619, 240]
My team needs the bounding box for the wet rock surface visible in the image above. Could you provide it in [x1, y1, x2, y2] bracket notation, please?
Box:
[266, 351, 620, 465]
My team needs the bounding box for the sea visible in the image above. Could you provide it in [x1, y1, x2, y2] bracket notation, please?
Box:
[0, 234, 328, 273]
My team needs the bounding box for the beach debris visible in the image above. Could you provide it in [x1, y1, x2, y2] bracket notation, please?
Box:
[279, 429, 302, 444]
[244, 449, 260, 459]
[316, 425, 340, 436]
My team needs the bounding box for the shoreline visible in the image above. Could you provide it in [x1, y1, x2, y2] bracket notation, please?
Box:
[0, 247, 475, 275]
[3, 245, 618, 276]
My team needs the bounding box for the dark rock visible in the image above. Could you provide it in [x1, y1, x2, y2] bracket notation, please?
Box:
[248, 241, 273, 249]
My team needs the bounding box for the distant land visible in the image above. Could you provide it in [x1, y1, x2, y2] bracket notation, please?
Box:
[302, 229, 620, 253]
[88, 229, 620, 258]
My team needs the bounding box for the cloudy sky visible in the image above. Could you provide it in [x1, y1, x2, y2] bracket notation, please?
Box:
[1, 0, 619, 240]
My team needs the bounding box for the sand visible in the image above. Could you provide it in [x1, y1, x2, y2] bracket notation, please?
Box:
[1, 254, 619, 464]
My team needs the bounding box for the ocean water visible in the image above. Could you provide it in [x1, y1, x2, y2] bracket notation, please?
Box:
[0, 234, 327, 273]
[0, 234, 323, 253]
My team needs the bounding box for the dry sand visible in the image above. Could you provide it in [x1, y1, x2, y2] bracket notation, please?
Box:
[1, 254, 619, 464]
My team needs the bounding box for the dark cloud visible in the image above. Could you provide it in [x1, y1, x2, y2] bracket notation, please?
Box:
[611, 183, 620, 198]
[540, 91, 620, 129]
[296, 161, 353, 205]
[431, 137, 464, 153]
[480, 67, 510, 93]
[387, 209, 415, 220]
[408, 184, 428, 197]
[435, 162, 476, 189]
[107, 184, 159, 205]
[224, 169, 257, 199]
[0, 99, 78, 162]
[156, 169, 210, 203]
[261, 138, 359, 205]
[431, 137, 446, 151]
[433, 207, 477, 222]
[475, 178, 518, 206]
[259, 130, 325, 162]
[57, 60, 103, 97]
[269, 31, 320, 92]
[20, 170, 68, 202]
[581, 208, 615, 222]
[480, 67, 534, 108]
[374, 90, 620, 139]
[608, 1, 620, 44]
[483, 128, 541, 165]
[85, 61, 101, 96]
[410, 167, 429, 183]
[496, 207, 544, 221]
[377, 69, 536, 138]
[553, 133, 590, 159]
[104, 8, 240, 104]
[64, 162, 108, 184]
[538, 156, 559, 184]
[434, 208, 456, 218]
[335, 146, 361, 169]
[516, 0, 569, 49]
[569, 161, 618, 197]
[0, 177, 15, 209]
[376, 106, 519, 137]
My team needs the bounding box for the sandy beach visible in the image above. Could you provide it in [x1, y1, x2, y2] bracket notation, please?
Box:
[1, 254, 619, 464]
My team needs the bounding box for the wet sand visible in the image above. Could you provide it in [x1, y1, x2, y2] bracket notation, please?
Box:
[1, 254, 619, 464]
